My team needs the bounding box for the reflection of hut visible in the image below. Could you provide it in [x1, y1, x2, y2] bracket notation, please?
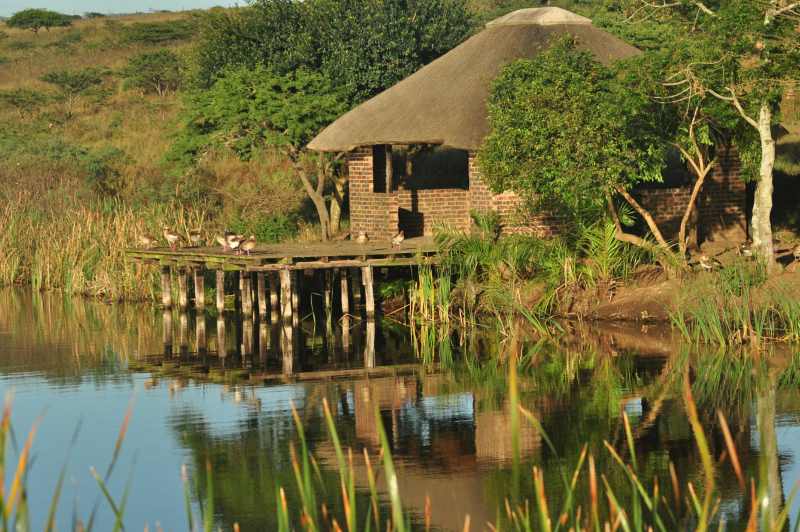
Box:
[309, 7, 746, 243]
[475, 402, 541, 463]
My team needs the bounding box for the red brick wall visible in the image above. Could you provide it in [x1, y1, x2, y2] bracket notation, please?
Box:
[347, 147, 399, 240]
[635, 188, 692, 239]
[396, 189, 470, 237]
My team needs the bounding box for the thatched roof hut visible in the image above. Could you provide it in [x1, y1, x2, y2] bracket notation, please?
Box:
[308, 7, 640, 153]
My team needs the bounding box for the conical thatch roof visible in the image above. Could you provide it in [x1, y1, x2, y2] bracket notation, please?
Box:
[308, 7, 639, 152]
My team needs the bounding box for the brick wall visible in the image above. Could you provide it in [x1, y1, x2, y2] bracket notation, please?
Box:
[635, 188, 692, 239]
[347, 147, 399, 240]
[396, 189, 470, 237]
[468, 152, 564, 237]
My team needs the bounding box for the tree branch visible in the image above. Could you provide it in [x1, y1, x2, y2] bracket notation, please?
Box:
[708, 88, 759, 128]
[613, 185, 670, 248]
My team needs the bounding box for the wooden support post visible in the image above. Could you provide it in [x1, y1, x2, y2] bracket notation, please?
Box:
[352, 268, 362, 307]
[291, 271, 300, 329]
[324, 270, 333, 314]
[339, 268, 350, 316]
[161, 266, 172, 309]
[194, 269, 205, 311]
[257, 272, 267, 318]
[234, 271, 242, 311]
[364, 318, 376, 368]
[258, 321, 268, 366]
[215, 270, 225, 313]
[279, 269, 293, 369]
[177, 268, 189, 311]
[341, 315, 351, 355]
[242, 317, 253, 357]
[241, 272, 253, 316]
[361, 265, 375, 319]
[269, 272, 279, 314]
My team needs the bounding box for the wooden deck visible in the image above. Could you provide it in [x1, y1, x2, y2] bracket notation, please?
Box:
[125, 236, 439, 270]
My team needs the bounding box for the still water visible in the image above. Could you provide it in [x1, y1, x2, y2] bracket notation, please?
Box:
[1, 288, 799, 530]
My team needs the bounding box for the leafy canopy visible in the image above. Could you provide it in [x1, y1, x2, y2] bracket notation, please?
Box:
[170, 66, 347, 166]
[7, 9, 75, 33]
[478, 38, 666, 224]
[122, 50, 183, 95]
[40, 68, 106, 96]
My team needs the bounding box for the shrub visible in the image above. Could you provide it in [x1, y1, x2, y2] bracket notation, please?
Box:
[0, 88, 48, 118]
[45, 31, 82, 48]
[228, 213, 298, 243]
[40, 67, 107, 116]
[84, 12, 106, 18]
[122, 50, 182, 96]
[6, 9, 74, 34]
[119, 19, 196, 45]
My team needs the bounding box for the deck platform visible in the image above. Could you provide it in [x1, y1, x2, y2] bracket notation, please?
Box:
[125, 236, 439, 271]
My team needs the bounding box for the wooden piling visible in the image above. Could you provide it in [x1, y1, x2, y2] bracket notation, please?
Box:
[216, 316, 226, 358]
[241, 272, 253, 316]
[162, 309, 173, 355]
[324, 270, 332, 312]
[178, 312, 189, 353]
[196, 314, 207, 353]
[215, 270, 225, 313]
[291, 271, 300, 328]
[242, 317, 253, 357]
[194, 269, 205, 311]
[257, 272, 267, 318]
[269, 273, 279, 314]
[339, 268, 350, 316]
[361, 265, 375, 319]
[352, 268, 362, 307]
[161, 266, 172, 309]
[234, 271, 242, 311]
[177, 268, 189, 311]
[279, 269, 293, 367]
[364, 318, 376, 368]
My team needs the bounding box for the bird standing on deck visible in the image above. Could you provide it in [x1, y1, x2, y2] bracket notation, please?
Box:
[391, 230, 405, 247]
[163, 226, 181, 250]
[239, 235, 256, 255]
[225, 232, 244, 252]
[138, 234, 157, 249]
[215, 234, 229, 251]
[188, 229, 202, 247]
[793, 244, 800, 262]
[355, 231, 369, 244]
[697, 254, 722, 272]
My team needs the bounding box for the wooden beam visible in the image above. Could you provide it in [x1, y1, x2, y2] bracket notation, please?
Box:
[194, 269, 205, 311]
[215, 270, 225, 313]
[257, 272, 267, 318]
[161, 266, 172, 309]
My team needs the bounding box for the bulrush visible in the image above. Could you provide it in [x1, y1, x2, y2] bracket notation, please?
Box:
[138, 234, 157, 249]
[163, 226, 181, 250]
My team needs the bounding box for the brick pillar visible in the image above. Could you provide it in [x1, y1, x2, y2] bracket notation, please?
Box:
[698, 144, 747, 243]
[346, 147, 399, 240]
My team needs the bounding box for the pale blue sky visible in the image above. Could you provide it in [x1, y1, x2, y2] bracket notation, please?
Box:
[1, 1, 239, 18]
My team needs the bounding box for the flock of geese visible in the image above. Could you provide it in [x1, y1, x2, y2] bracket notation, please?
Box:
[137, 228, 407, 254]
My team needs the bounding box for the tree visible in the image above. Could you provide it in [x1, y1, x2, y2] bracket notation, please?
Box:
[40, 67, 106, 117]
[173, 66, 348, 239]
[478, 39, 679, 260]
[6, 9, 73, 34]
[627, 0, 800, 272]
[123, 50, 183, 96]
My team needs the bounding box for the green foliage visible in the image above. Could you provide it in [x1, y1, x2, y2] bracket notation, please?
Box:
[45, 30, 82, 48]
[40, 67, 106, 96]
[171, 66, 347, 165]
[228, 213, 298, 243]
[191, 0, 473, 105]
[478, 37, 666, 226]
[84, 12, 107, 19]
[0, 88, 48, 117]
[7, 9, 74, 33]
[122, 50, 183, 95]
[0, 56, 8, 65]
[119, 19, 196, 45]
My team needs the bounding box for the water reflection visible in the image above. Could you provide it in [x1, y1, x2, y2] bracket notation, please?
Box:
[1, 288, 799, 530]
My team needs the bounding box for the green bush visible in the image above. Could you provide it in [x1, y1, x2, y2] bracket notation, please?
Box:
[6, 9, 74, 34]
[41, 67, 106, 94]
[120, 19, 196, 45]
[84, 12, 106, 18]
[45, 31, 82, 48]
[0, 88, 48, 117]
[228, 213, 298, 243]
[122, 49, 182, 95]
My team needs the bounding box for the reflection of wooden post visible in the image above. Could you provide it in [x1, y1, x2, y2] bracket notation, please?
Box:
[216, 316, 226, 358]
[257, 272, 267, 318]
[269, 273, 279, 314]
[342, 315, 351, 354]
[361, 266, 375, 319]
[194, 269, 205, 311]
[215, 270, 225, 313]
[196, 314, 207, 353]
[258, 320, 268, 365]
[161, 267, 172, 309]
[177, 268, 189, 311]
[162, 309, 173, 355]
[339, 268, 350, 316]
[364, 319, 376, 368]
[241, 272, 253, 315]
[242, 317, 253, 357]
[178, 312, 189, 353]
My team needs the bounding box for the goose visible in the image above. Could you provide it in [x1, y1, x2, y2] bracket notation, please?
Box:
[391, 230, 405, 247]
[794, 244, 800, 262]
[188, 229, 202, 247]
[215, 234, 229, 251]
[355, 231, 369, 244]
[163, 226, 181, 250]
[239, 235, 256, 255]
[737, 241, 754, 258]
[697, 254, 722, 272]
[138, 234, 157, 249]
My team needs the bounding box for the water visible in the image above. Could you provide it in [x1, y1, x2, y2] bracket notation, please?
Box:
[1, 288, 799, 530]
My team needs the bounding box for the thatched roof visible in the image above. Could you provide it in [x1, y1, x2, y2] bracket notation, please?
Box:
[308, 7, 640, 153]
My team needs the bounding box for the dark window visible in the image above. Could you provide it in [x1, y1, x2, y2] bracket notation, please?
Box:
[395, 145, 469, 190]
[372, 145, 387, 193]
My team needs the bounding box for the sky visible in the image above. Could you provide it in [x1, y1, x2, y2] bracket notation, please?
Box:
[0, 0, 239, 18]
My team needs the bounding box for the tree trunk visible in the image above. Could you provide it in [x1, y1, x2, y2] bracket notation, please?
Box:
[329, 176, 346, 237]
[678, 164, 713, 258]
[752, 102, 777, 272]
[757, 384, 783, 528]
